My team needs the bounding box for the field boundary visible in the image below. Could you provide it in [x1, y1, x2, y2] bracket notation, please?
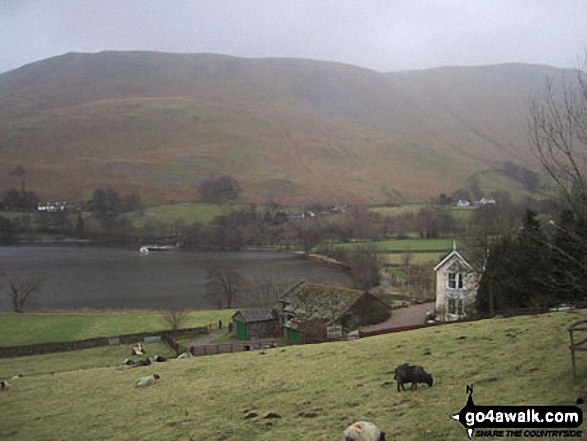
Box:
[0, 324, 218, 358]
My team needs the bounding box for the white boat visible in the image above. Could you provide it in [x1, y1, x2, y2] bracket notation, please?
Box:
[139, 244, 178, 254]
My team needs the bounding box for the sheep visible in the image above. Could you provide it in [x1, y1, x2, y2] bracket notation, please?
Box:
[132, 343, 145, 356]
[122, 358, 136, 366]
[0, 381, 10, 391]
[134, 373, 160, 387]
[135, 357, 154, 367]
[154, 355, 167, 362]
[343, 421, 386, 441]
[394, 363, 433, 392]
[176, 352, 192, 359]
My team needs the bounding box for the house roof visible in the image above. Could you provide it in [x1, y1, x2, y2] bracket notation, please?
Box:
[434, 249, 474, 272]
[232, 308, 275, 323]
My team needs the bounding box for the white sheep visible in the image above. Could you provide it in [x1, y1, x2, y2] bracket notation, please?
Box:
[343, 421, 386, 441]
[134, 373, 160, 387]
[0, 381, 10, 391]
[176, 352, 192, 359]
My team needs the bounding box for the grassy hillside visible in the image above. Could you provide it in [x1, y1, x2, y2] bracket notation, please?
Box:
[1, 310, 585, 440]
[0, 52, 567, 204]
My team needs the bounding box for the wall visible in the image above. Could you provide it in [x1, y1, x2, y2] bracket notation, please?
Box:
[0, 326, 209, 358]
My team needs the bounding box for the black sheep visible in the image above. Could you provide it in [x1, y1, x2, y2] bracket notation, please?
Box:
[393, 363, 433, 392]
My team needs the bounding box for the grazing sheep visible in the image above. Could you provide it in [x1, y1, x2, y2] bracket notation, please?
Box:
[134, 374, 160, 387]
[394, 363, 433, 392]
[122, 358, 136, 366]
[343, 421, 386, 441]
[154, 355, 167, 362]
[132, 343, 145, 356]
[0, 381, 10, 391]
[176, 352, 192, 359]
[135, 357, 154, 367]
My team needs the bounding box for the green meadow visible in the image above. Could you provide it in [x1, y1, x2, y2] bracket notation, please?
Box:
[1, 310, 585, 440]
[332, 238, 456, 253]
[0, 310, 235, 347]
[125, 203, 242, 228]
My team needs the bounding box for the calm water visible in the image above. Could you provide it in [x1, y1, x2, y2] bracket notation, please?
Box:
[0, 246, 352, 311]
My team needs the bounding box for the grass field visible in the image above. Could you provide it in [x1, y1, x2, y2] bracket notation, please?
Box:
[125, 203, 244, 228]
[332, 238, 457, 253]
[0, 310, 235, 347]
[1, 310, 585, 440]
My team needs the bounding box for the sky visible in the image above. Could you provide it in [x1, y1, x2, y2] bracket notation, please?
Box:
[0, 0, 586, 74]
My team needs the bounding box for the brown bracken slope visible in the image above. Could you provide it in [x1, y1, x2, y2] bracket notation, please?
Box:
[0, 51, 574, 203]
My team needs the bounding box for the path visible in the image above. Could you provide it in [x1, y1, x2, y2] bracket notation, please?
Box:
[362, 302, 435, 332]
[185, 328, 230, 353]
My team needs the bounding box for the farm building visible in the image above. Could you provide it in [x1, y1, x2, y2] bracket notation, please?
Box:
[274, 281, 391, 342]
[434, 245, 480, 322]
[231, 309, 280, 341]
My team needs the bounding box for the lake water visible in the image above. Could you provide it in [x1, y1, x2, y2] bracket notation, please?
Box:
[0, 247, 352, 311]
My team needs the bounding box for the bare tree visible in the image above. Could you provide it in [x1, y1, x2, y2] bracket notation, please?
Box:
[248, 272, 294, 307]
[530, 61, 587, 219]
[205, 266, 248, 309]
[161, 306, 190, 331]
[529, 55, 587, 302]
[3, 272, 44, 313]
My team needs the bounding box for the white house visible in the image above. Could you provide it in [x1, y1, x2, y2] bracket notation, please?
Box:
[434, 245, 480, 322]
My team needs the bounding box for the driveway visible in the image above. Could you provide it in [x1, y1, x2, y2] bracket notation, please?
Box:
[362, 302, 435, 332]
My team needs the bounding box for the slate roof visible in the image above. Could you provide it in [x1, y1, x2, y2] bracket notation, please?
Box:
[277, 281, 365, 326]
[233, 308, 275, 323]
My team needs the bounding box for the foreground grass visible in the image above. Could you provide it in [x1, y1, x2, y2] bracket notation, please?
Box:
[0, 310, 235, 347]
[1, 310, 586, 440]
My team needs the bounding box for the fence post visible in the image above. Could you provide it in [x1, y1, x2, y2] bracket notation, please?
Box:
[570, 327, 577, 379]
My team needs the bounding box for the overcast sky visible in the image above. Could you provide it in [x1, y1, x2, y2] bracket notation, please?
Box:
[0, 0, 586, 74]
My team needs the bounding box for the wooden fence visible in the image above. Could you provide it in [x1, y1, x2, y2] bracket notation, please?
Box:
[189, 340, 277, 356]
[569, 319, 587, 378]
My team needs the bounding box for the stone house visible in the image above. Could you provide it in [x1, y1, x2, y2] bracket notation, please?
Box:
[434, 246, 480, 322]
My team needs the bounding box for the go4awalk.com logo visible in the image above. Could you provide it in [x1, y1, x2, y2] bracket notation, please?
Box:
[451, 386, 583, 439]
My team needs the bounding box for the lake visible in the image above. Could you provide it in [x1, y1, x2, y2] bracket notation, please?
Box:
[0, 246, 352, 312]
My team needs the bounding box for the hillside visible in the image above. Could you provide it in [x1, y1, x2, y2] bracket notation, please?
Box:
[0, 310, 584, 440]
[0, 52, 575, 203]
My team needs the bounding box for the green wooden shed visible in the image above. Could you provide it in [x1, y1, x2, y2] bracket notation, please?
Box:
[231, 309, 279, 341]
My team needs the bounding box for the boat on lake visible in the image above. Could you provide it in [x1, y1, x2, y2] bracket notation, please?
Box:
[139, 245, 178, 254]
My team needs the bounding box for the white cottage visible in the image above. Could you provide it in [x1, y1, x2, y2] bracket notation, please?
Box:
[434, 246, 479, 322]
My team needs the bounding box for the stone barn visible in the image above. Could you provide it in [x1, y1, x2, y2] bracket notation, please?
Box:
[274, 281, 391, 342]
[231, 309, 279, 341]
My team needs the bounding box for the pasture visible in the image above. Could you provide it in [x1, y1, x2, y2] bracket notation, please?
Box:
[0, 310, 234, 347]
[1, 309, 585, 440]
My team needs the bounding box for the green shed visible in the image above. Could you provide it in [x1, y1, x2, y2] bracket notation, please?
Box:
[231, 309, 279, 341]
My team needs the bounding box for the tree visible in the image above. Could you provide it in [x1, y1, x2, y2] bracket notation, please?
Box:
[248, 272, 293, 307]
[204, 266, 247, 308]
[199, 175, 242, 204]
[161, 306, 189, 331]
[3, 272, 44, 313]
[348, 246, 380, 290]
[530, 64, 587, 220]
[476, 209, 552, 317]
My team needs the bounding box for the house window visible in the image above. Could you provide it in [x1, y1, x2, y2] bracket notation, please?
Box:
[447, 272, 463, 289]
[448, 297, 464, 315]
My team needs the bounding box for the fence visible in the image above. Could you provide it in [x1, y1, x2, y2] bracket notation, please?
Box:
[189, 340, 277, 356]
[0, 325, 211, 358]
[569, 319, 587, 378]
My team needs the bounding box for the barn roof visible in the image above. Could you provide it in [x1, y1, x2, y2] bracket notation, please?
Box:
[278, 282, 366, 326]
[232, 308, 275, 323]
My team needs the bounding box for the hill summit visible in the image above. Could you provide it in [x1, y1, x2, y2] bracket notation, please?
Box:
[0, 51, 570, 203]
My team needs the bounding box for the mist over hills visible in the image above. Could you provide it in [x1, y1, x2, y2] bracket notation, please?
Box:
[0, 51, 572, 204]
